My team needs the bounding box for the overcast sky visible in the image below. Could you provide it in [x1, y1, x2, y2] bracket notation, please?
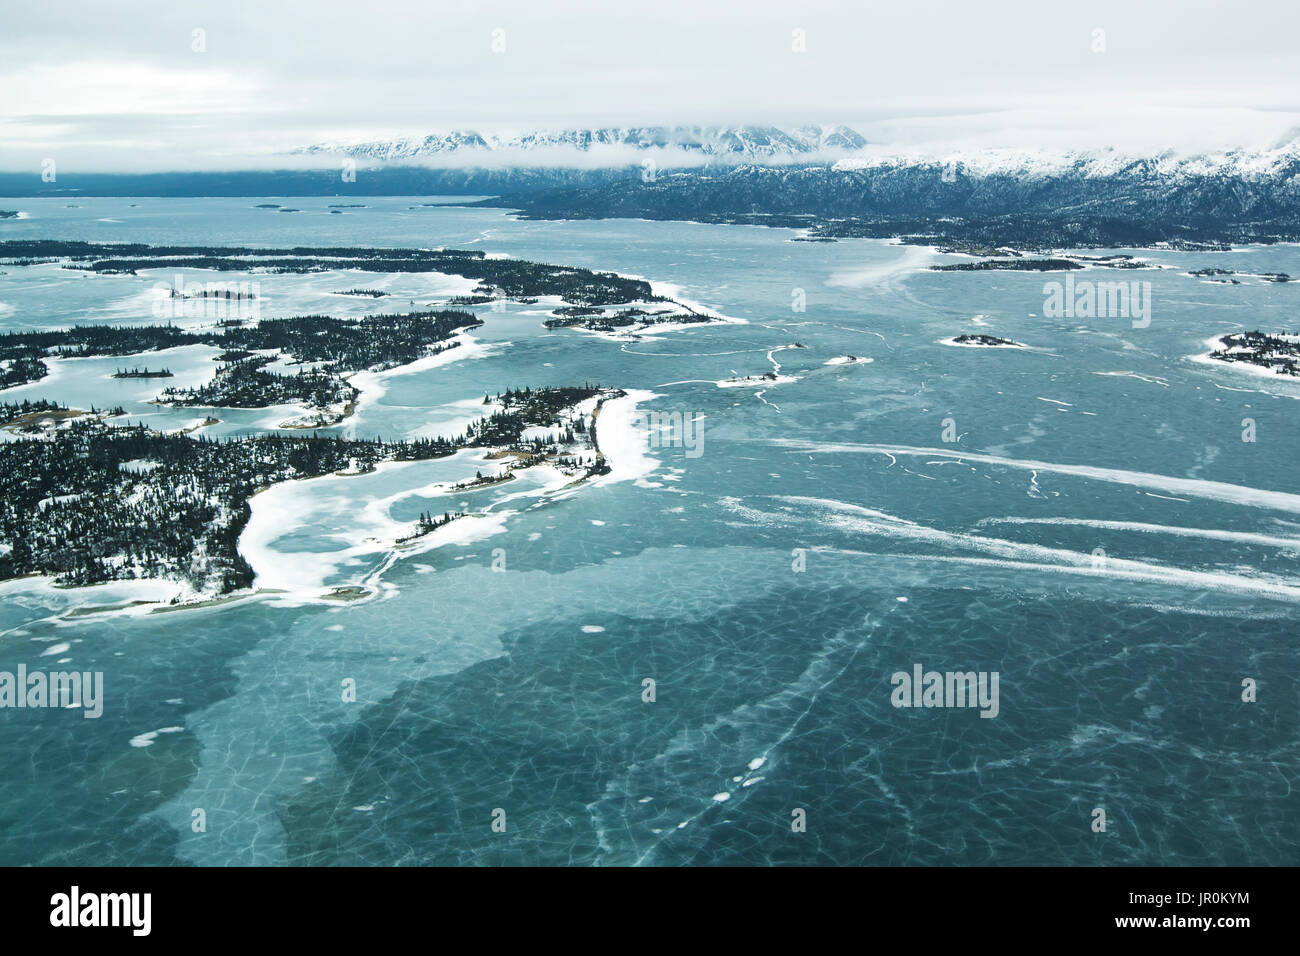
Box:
[4, 0, 1300, 171]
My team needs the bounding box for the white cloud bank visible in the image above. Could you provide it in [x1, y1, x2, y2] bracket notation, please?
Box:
[2, 0, 1299, 171]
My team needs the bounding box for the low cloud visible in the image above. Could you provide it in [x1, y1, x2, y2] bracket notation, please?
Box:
[3, 0, 1299, 171]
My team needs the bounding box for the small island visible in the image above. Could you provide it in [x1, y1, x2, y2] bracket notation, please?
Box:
[1206, 331, 1300, 376]
[543, 305, 711, 334]
[170, 286, 257, 302]
[112, 367, 173, 379]
[943, 334, 1027, 349]
[1190, 267, 1290, 283]
[718, 371, 792, 388]
[396, 510, 467, 545]
[931, 258, 1083, 272]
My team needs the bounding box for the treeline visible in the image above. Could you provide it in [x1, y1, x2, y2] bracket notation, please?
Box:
[1209, 331, 1300, 376]
[468, 385, 605, 447]
[0, 385, 615, 593]
[0, 355, 48, 388]
[0, 420, 463, 592]
[159, 356, 356, 410]
[930, 258, 1084, 272]
[0, 241, 658, 306]
[0, 398, 125, 428]
[112, 367, 172, 378]
[1, 398, 68, 424]
[543, 307, 709, 332]
[226, 311, 477, 370]
[0, 309, 481, 396]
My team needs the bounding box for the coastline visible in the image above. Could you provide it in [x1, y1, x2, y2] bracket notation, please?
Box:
[1189, 333, 1300, 392]
[231, 387, 660, 606]
[0, 261, 672, 619]
[345, 331, 498, 426]
[589, 388, 660, 487]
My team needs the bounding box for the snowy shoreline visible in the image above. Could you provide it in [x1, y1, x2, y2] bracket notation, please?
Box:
[590, 388, 660, 486]
[0, 261, 688, 619]
[234, 387, 661, 606]
[0, 386, 663, 619]
[1190, 333, 1300, 386]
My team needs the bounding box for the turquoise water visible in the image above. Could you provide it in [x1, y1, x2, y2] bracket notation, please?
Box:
[0, 198, 1296, 865]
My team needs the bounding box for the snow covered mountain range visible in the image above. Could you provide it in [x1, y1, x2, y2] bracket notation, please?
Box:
[834, 133, 1300, 181]
[14, 128, 1300, 248]
[480, 130, 1300, 248]
[299, 125, 1300, 181]
[298, 124, 869, 162]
